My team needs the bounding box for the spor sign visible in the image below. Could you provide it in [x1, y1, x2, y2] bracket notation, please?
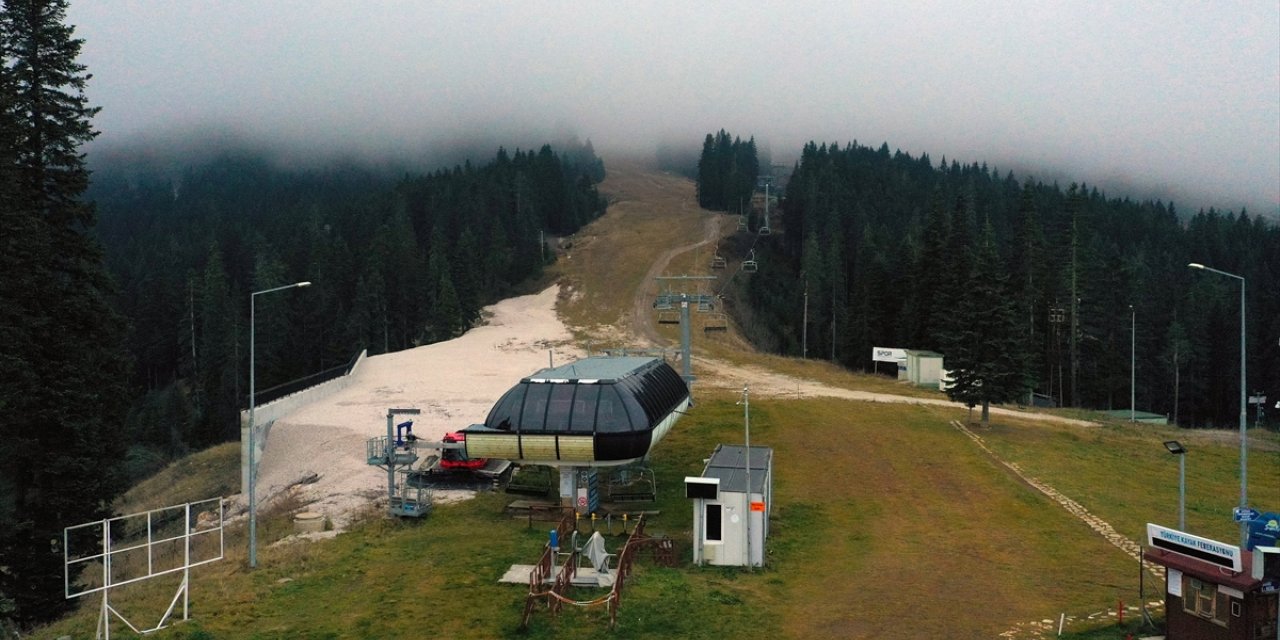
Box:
[872, 347, 906, 363]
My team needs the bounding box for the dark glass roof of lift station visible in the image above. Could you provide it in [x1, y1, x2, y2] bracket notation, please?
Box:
[482, 357, 689, 435]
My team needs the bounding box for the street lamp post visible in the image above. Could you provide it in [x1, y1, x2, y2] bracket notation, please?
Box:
[249, 280, 311, 568]
[1130, 304, 1135, 423]
[1187, 262, 1247, 547]
[1164, 440, 1187, 531]
[801, 274, 808, 360]
[739, 386, 752, 570]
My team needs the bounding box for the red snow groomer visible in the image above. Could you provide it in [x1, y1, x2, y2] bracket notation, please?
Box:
[439, 431, 487, 471]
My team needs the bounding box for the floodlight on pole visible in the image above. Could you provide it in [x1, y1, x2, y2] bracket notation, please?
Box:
[1130, 305, 1135, 423]
[1187, 262, 1247, 547]
[249, 280, 311, 569]
[1163, 440, 1187, 531]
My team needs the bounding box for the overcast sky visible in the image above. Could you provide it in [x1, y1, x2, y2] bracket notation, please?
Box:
[68, 1, 1278, 214]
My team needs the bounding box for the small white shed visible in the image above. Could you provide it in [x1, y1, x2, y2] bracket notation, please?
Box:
[686, 444, 773, 568]
[904, 350, 944, 387]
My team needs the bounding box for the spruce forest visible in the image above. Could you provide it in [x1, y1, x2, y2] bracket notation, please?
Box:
[91, 142, 607, 470]
[708, 138, 1279, 428]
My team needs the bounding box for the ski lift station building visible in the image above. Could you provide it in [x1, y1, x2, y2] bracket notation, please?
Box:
[686, 444, 774, 568]
[461, 356, 690, 467]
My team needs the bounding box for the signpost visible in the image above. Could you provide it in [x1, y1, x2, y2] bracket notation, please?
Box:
[1234, 507, 1262, 523]
[1249, 393, 1266, 428]
[872, 347, 907, 363]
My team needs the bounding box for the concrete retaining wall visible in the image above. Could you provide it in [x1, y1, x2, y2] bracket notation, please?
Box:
[240, 350, 368, 493]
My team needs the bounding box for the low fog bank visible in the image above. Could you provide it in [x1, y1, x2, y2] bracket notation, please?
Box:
[642, 132, 1276, 220]
[88, 124, 1276, 221]
[87, 120, 601, 185]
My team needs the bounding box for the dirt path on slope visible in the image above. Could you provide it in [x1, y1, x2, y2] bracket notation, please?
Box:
[693, 356, 1096, 426]
[630, 214, 723, 347]
[599, 161, 1095, 428]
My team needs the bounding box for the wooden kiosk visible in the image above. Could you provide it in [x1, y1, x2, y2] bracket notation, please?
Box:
[1143, 523, 1279, 639]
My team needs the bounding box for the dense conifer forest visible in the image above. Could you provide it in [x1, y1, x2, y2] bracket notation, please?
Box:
[720, 140, 1279, 429]
[90, 142, 607, 471]
[696, 129, 759, 212]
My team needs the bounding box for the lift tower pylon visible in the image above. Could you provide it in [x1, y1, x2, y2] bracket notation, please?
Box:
[652, 275, 717, 383]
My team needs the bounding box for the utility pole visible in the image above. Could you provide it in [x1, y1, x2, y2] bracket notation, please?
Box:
[802, 276, 808, 359]
[1070, 210, 1079, 408]
[1131, 305, 1136, 422]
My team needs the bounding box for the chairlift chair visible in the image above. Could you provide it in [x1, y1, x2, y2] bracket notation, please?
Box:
[696, 298, 713, 313]
[737, 215, 748, 232]
[657, 310, 680, 325]
[711, 253, 727, 269]
[758, 222, 772, 236]
[704, 312, 729, 332]
[742, 249, 758, 273]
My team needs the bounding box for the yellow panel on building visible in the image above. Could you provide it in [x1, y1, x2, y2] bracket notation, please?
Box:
[520, 435, 558, 461]
[465, 433, 519, 460]
[556, 436, 595, 462]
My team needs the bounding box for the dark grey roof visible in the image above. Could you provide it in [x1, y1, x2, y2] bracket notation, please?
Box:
[904, 349, 943, 357]
[702, 444, 772, 493]
[525, 356, 660, 383]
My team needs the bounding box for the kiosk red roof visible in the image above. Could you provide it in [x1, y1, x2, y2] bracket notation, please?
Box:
[1144, 548, 1264, 592]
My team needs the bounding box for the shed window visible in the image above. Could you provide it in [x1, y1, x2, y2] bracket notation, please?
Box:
[1182, 576, 1228, 626]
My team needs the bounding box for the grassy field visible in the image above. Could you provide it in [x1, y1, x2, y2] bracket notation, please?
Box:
[36, 161, 1280, 638]
[43, 391, 1276, 639]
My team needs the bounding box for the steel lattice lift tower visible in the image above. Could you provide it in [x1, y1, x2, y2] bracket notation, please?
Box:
[652, 275, 717, 383]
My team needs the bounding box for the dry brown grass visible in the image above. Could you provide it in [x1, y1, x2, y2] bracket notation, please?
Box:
[116, 442, 241, 514]
[551, 158, 715, 343]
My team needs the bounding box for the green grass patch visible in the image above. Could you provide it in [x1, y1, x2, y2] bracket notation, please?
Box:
[40, 394, 1268, 639]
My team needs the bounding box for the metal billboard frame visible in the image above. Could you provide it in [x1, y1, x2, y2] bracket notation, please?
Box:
[64, 497, 225, 639]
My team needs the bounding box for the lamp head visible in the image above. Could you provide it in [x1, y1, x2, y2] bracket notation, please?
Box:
[297, 281, 312, 288]
[1187, 263, 1205, 270]
[1163, 440, 1186, 455]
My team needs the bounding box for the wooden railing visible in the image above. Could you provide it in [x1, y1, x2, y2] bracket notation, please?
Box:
[521, 509, 578, 627]
[520, 512, 667, 631]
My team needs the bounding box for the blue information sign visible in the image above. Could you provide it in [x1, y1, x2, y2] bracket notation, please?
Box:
[1234, 507, 1261, 522]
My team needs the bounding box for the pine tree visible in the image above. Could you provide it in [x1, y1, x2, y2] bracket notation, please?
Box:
[941, 219, 1031, 424]
[197, 245, 237, 445]
[0, 0, 131, 624]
